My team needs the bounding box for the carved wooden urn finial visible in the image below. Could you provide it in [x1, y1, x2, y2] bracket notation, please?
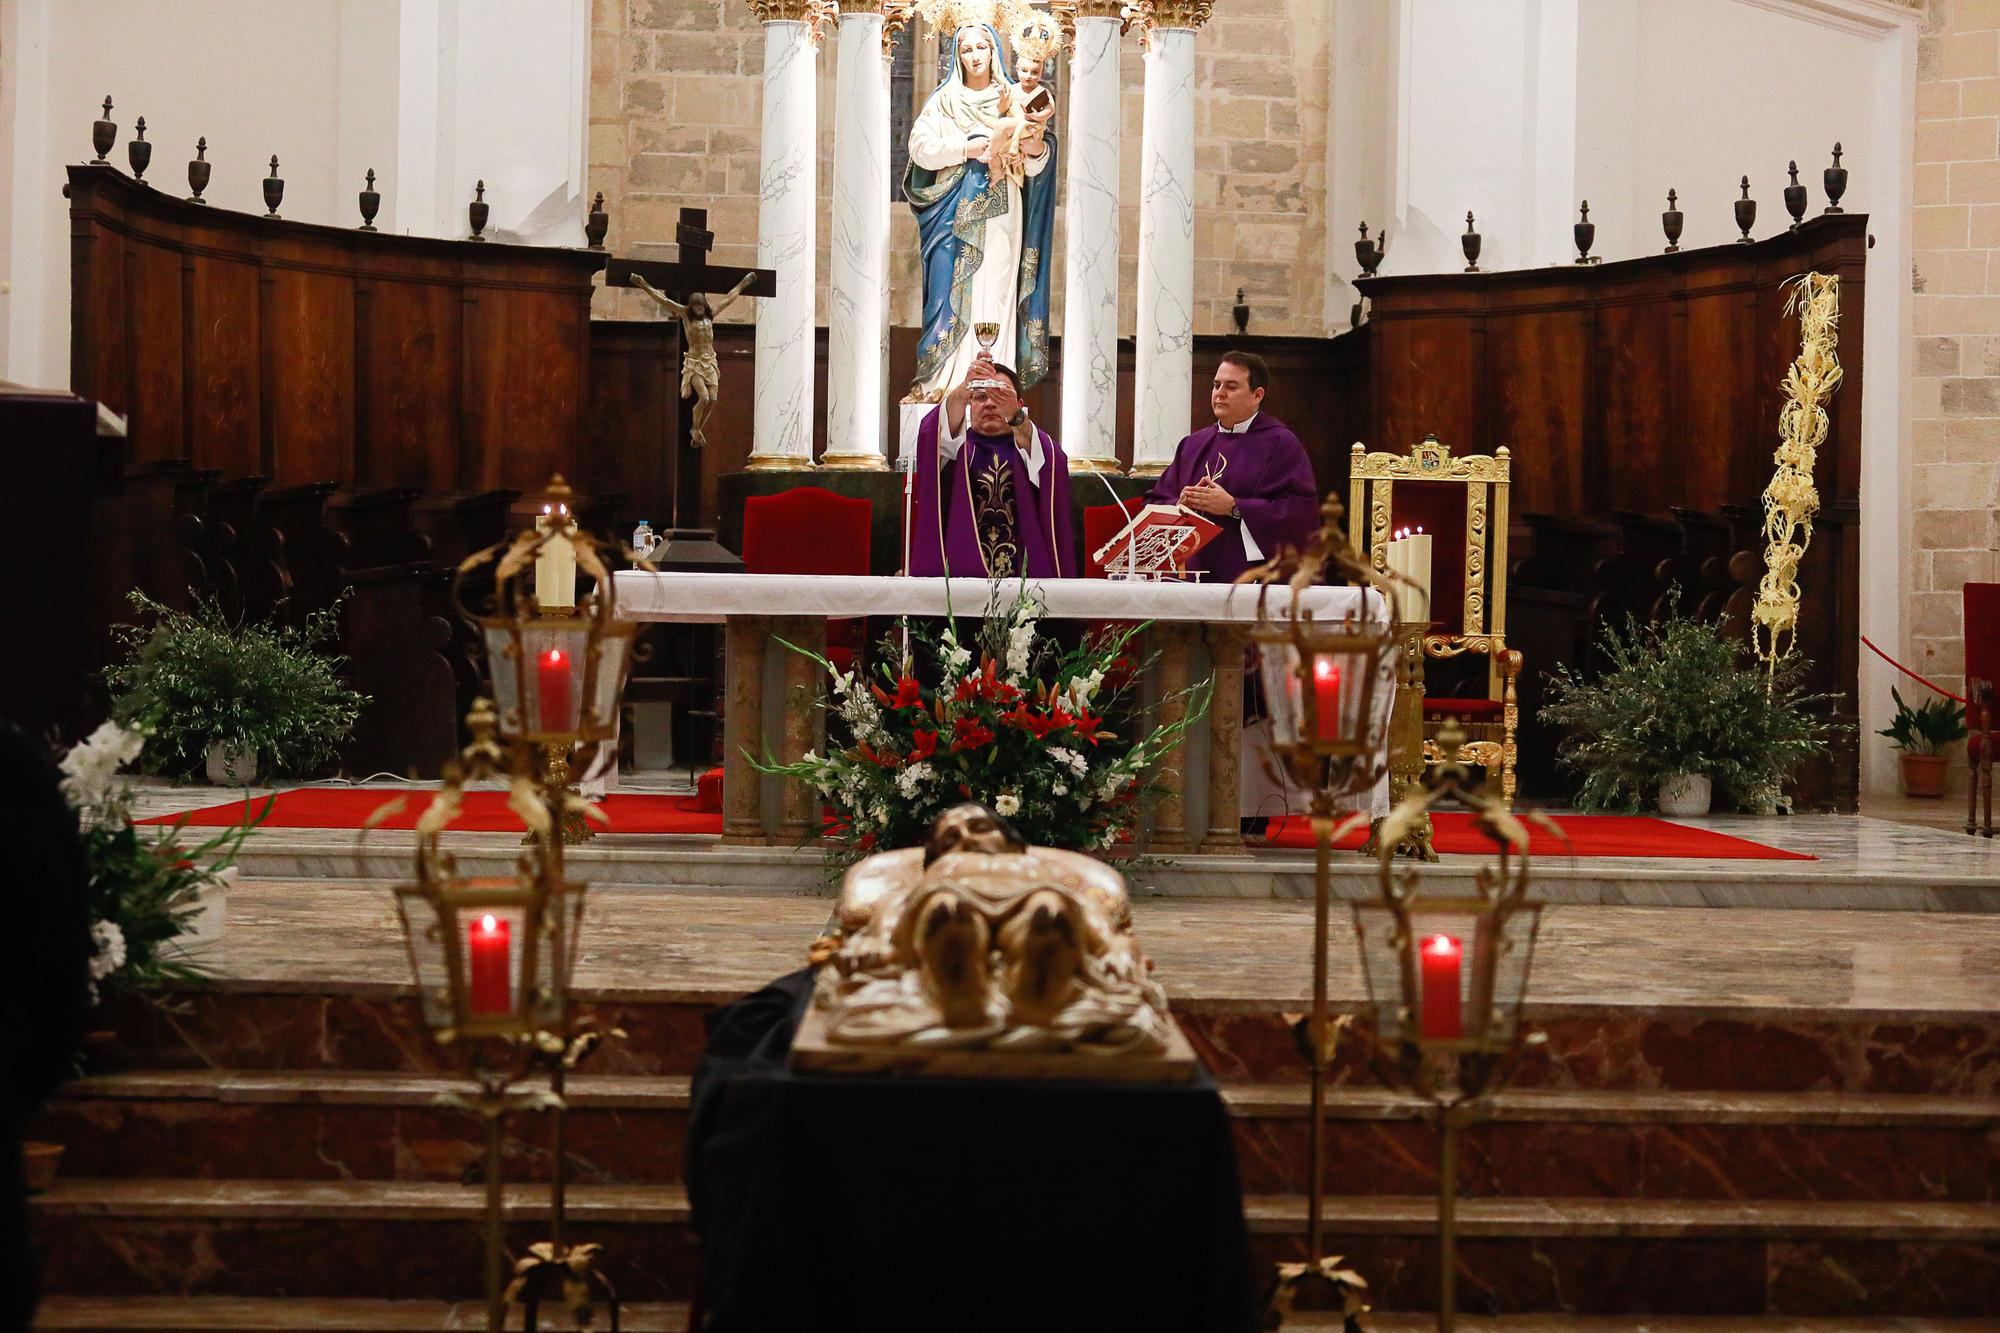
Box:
[263, 155, 285, 218]
[92, 96, 116, 163]
[187, 137, 211, 205]
[1734, 175, 1756, 244]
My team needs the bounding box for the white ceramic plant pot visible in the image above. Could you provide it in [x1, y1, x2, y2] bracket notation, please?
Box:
[205, 740, 258, 786]
[1656, 772, 1712, 817]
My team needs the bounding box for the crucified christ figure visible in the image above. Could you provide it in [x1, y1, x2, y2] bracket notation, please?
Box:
[631, 272, 756, 448]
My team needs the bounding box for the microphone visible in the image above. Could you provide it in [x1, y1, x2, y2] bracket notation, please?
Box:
[1081, 453, 1140, 580]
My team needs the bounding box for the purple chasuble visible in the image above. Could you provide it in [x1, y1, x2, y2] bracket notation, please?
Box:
[1144, 414, 1320, 583]
[908, 404, 1076, 578]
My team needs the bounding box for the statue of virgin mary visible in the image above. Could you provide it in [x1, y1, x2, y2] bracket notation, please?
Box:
[903, 13, 1059, 401]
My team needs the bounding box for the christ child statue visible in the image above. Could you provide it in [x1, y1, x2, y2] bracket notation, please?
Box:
[989, 56, 1054, 189]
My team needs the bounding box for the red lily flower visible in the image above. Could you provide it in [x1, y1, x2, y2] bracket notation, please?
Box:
[910, 729, 939, 761]
[1071, 707, 1106, 744]
[952, 716, 996, 752]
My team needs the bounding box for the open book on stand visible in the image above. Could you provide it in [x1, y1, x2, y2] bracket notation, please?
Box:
[1092, 504, 1224, 580]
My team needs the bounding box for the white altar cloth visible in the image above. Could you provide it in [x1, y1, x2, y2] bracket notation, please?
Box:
[615, 572, 1391, 825]
[612, 572, 1383, 626]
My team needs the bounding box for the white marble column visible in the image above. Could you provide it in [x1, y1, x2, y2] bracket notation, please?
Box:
[822, 3, 891, 470]
[746, 5, 820, 470]
[1058, 5, 1127, 474]
[1131, 2, 1207, 477]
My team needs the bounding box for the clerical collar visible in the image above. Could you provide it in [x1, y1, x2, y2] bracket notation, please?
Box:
[1217, 412, 1259, 435]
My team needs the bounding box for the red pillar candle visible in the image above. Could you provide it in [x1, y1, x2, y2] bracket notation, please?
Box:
[1311, 655, 1342, 741]
[468, 913, 511, 1015]
[1420, 933, 1463, 1038]
[537, 648, 575, 732]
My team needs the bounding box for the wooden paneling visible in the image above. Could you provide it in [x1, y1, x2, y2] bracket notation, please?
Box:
[585, 320, 678, 526]
[360, 279, 460, 490]
[189, 254, 262, 478]
[66, 164, 603, 499]
[124, 243, 185, 457]
[1356, 214, 1868, 517]
[264, 266, 354, 485]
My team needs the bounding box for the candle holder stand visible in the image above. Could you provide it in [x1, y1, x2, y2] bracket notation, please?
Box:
[1239, 496, 1406, 1330]
[1363, 620, 1437, 862]
[388, 479, 646, 1330]
[1349, 727, 1548, 1331]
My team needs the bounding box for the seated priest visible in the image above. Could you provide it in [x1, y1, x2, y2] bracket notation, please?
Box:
[1144, 351, 1320, 581]
[909, 353, 1075, 579]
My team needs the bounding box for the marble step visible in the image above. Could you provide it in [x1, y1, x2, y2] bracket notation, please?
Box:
[33, 1297, 694, 1331]
[29, 1297, 2000, 1333]
[30, 1178, 2000, 1315]
[36, 1070, 2000, 1203]
[88, 986, 2000, 1097]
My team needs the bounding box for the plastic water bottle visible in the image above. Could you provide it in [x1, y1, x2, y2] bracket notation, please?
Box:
[631, 519, 657, 563]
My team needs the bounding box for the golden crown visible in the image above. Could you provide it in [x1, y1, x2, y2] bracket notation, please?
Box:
[1010, 9, 1063, 63]
[918, 0, 1037, 41]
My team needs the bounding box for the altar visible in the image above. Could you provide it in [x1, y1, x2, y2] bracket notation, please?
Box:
[613, 572, 1387, 848]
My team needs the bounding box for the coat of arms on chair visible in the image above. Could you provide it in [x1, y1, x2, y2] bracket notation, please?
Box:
[1349, 434, 1522, 807]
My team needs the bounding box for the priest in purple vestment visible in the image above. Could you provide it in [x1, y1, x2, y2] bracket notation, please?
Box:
[908, 354, 1075, 579]
[1143, 351, 1320, 582]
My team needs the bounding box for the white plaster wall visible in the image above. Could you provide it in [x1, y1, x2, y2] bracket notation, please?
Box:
[1620, 0, 1883, 255]
[0, 0, 587, 390]
[1390, 0, 1538, 275]
[439, 0, 588, 244]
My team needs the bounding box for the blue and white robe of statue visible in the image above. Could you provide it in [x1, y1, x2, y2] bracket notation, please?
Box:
[903, 23, 1058, 400]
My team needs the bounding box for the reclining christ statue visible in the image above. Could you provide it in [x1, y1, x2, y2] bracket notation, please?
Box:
[811, 803, 1174, 1056]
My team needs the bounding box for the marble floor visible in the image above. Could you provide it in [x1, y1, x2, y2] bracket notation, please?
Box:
[129, 777, 2000, 912]
[195, 881, 2000, 1020]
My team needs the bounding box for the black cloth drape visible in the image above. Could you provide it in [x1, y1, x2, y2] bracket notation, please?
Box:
[0, 724, 95, 1333]
[687, 970, 1258, 1333]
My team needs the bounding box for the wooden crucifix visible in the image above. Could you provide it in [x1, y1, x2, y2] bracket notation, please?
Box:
[605, 207, 776, 528]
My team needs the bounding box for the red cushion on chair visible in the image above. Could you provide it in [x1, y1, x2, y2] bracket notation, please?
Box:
[1425, 696, 1503, 719]
[1967, 584, 2000, 695]
[742, 486, 872, 577]
[1084, 497, 1148, 578]
[743, 487, 872, 664]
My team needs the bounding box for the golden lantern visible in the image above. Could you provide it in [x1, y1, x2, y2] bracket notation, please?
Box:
[457, 476, 637, 752]
[1241, 494, 1403, 1327]
[384, 475, 643, 1331]
[1348, 722, 1547, 1331]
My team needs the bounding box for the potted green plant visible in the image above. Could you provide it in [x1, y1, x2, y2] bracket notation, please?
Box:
[104, 590, 368, 783]
[1538, 607, 1841, 816]
[1876, 686, 1966, 798]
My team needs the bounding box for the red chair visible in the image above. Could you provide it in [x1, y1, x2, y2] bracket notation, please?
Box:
[1967, 582, 1998, 836]
[742, 487, 873, 672]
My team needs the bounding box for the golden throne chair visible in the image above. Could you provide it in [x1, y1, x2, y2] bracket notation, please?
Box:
[1349, 434, 1523, 807]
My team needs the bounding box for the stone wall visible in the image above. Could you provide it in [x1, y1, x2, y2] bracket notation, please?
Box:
[587, 0, 1332, 338]
[1912, 0, 2000, 703]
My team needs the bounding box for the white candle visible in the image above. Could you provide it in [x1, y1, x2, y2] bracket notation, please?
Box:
[1407, 528, 1433, 626]
[535, 508, 578, 611]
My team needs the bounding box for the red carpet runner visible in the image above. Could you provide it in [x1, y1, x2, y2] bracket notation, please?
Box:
[1264, 811, 1813, 859]
[153, 790, 1814, 860]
